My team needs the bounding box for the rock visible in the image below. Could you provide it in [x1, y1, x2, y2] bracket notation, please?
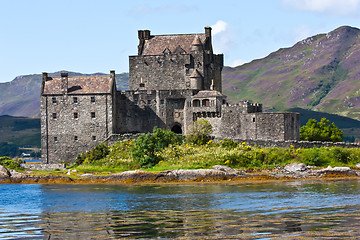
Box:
[316, 166, 357, 176]
[80, 173, 94, 177]
[211, 165, 243, 175]
[284, 163, 307, 172]
[9, 169, 27, 179]
[356, 163, 360, 168]
[0, 165, 10, 178]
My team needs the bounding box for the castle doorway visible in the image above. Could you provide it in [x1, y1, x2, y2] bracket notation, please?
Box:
[171, 124, 182, 134]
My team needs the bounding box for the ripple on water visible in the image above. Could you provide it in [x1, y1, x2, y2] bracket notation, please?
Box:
[0, 180, 360, 239]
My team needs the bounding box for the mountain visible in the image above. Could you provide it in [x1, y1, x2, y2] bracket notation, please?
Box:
[0, 71, 129, 117]
[223, 26, 360, 120]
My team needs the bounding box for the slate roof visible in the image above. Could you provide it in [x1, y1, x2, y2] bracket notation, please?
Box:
[42, 75, 113, 95]
[193, 90, 224, 98]
[141, 34, 206, 55]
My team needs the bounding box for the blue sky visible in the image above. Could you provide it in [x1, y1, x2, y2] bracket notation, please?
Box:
[1, 0, 360, 82]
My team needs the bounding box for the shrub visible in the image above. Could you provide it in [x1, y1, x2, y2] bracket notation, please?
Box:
[186, 119, 213, 145]
[220, 139, 238, 149]
[0, 156, 24, 171]
[130, 127, 183, 167]
[76, 143, 110, 165]
[300, 118, 343, 142]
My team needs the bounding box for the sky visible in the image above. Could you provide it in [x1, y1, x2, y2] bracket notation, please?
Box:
[1, 0, 360, 82]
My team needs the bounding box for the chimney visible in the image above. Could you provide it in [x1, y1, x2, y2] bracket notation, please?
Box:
[61, 72, 68, 95]
[138, 30, 144, 40]
[42, 72, 48, 82]
[144, 30, 151, 40]
[205, 26, 212, 50]
[110, 70, 115, 80]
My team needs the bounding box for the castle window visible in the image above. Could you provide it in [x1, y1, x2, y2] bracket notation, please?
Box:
[211, 100, 215, 106]
[74, 112, 78, 119]
[147, 100, 151, 105]
[52, 97, 56, 104]
[140, 83, 145, 87]
[253, 117, 256, 122]
[91, 96, 95, 103]
[54, 137, 58, 142]
[134, 100, 138, 105]
[52, 113, 57, 119]
[186, 68, 190, 75]
[92, 136, 96, 141]
[202, 99, 210, 107]
[74, 136, 78, 141]
[73, 97, 78, 104]
[193, 99, 200, 107]
[91, 112, 96, 118]
[160, 99, 164, 105]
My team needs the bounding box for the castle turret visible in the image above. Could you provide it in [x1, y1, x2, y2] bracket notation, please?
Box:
[190, 69, 203, 90]
[191, 36, 203, 52]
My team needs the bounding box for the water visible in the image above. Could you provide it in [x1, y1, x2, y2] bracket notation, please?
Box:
[1, 180, 360, 239]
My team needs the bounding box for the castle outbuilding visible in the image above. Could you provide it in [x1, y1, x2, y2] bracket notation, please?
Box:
[41, 27, 299, 164]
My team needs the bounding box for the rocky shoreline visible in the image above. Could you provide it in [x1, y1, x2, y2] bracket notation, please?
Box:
[1, 163, 360, 184]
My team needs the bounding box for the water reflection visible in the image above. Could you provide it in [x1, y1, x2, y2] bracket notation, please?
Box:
[0, 180, 360, 239]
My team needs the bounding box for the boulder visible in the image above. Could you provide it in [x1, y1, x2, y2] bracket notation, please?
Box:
[0, 165, 10, 178]
[316, 166, 357, 176]
[284, 163, 307, 172]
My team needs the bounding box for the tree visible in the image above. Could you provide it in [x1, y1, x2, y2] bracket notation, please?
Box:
[300, 118, 343, 142]
[186, 119, 213, 145]
[130, 127, 183, 167]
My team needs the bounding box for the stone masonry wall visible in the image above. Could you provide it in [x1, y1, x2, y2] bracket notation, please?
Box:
[41, 94, 113, 164]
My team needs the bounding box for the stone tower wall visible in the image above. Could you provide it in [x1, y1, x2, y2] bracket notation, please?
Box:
[41, 94, 114, 163]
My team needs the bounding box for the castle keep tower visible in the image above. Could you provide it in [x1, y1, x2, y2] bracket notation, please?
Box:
[129, 27, 223, 92]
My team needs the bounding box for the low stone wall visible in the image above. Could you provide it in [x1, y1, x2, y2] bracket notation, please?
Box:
[23, 164, 66, 171]
[228, 139, 360, 149]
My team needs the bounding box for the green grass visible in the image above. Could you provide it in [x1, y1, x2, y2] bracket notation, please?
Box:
[74, 140, 360, 172]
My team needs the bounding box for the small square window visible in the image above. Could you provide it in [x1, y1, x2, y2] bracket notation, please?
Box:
[52, 113, 57, 119]
[73, 97, 78, 103]
[140, 83, 145, 87]
[147, 100, 151, 105]
[52, 97, 56, 104]
[54, 137, 58, 142]
[160, 99, 164, 105]
[92, 136, 96, 141]
[253, 118, 256, 122]
[74, 112, 78, 119]
[186, 68, 190, 75]
[91, 112, 96, 118]
[134, 100, 138, 105]
[91, 97, 95, 103]
[74, 136, 78, 141]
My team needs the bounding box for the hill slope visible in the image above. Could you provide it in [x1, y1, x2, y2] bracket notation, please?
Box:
[223, 26, 360, 120]
[0, 71, 129, 117]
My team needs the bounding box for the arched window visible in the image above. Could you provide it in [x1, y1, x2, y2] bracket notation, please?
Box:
[202, 99, 210, 107]
[193, 99, 200, 107]
[171, 124, 182, 134]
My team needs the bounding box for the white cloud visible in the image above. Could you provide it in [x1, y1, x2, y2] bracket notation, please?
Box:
[211, 20, 228, 36]
[283, 0, 360, 15]
[211, 20, 234, 54]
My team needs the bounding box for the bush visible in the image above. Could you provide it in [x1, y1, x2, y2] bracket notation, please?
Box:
[76, 143, 110, 165]
[0, 156, 24, 171]
[130, 127, 183, 167]
[300, 118, 343, 142]
[186, 119, 213, 145]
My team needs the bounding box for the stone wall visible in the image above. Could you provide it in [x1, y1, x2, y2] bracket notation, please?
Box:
[41, 93, 114, 164]
[23, 164, 66, 171]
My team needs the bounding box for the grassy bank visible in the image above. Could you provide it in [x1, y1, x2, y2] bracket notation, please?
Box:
[73, 139, 360, 173]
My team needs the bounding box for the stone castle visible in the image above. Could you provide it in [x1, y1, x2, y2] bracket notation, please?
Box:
[41, 27, 300, 164]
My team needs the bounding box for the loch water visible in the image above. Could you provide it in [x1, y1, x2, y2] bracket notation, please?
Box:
[1, 180, 360, 239]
